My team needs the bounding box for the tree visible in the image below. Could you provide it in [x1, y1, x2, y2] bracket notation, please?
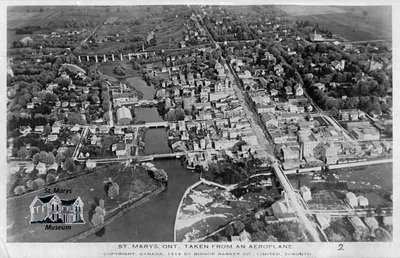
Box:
[79, 94, 88, 102]
[55, 152, 65, 164]
[44, 153, 55, 165]
[14, 185, 26, 195]
[108, 182, 120, 198]
[91, 95, 100, 104]
[46, 173, 57, 184]
[17, 146, 29, 159]
[67, 113, 86, 125]
[103, 111, 111, 123]
[91, 200, 106, 226]
[102, 100, 111, 112]
[224, 224, 234, 237]
[91, 211, 105, 226]
[329, 107, 339, 117]
[71, 133, 81, 145]
[25, 180, 36, 190]
[234, 220, 245, 233]
[64, 158, 76, 172]
[44, 123, 51, 135]
[33, 151, 46, 164]
[250, 220, 264, 233]
[34, 178, 45, 188]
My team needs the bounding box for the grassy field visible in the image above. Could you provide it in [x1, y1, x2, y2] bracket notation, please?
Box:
[298, 13, 390, 41]
[7, 7, 60, 29]
[98, 60, 141, 78]
[277, 5, 391, 41]
[6, 163, 158, 242]
[223, 5, 286, 17]
[277, 5, 348, 16]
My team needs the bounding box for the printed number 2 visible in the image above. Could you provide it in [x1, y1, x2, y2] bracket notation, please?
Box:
[338, 244, 344, 251]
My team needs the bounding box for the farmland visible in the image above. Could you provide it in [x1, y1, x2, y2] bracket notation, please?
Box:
[278, 5, 391, 41]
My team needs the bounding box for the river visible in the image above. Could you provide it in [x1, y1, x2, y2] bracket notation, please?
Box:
[82, 76, 199, 242]
[124, 76, 156, 100]
[82, 159, 198, 242]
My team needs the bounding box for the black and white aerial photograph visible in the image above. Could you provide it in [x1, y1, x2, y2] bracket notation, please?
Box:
[3, 2, 397, 258]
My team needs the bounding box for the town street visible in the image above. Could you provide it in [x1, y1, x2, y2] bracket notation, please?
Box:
[193, 6, 323, 241]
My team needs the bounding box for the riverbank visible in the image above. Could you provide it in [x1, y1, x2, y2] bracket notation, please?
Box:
[81, 159, 199, 242]
[174, 174, 280, 242]
[6, 163, 162, 242]
[64, 185, 166, 242]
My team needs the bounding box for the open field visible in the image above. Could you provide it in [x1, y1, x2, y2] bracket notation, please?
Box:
[277, 5, 391, 41]
[7, 163, 159, 242]
[298, 13, 390, 41]
[223, 5, 287, 17]
[98, 60, 141, 78]
[7, 7, 60, 29]
[277, 5, 348, 16]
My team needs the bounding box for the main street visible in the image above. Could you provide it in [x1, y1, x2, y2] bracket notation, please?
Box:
[192, 6, 324, 242]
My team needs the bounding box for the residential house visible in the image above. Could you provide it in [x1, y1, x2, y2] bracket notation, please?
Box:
[112, 143, 127, 156]
[20, 126, 32, 136]
[294, 84, 304, 96]
[285, 86, 293, 96]
[300, 186, 312, 202]
[30, 194, 84, 224]
[346, 192, 358, 207]
[314, 83, 325, 91]
[358, 196, 369, 207]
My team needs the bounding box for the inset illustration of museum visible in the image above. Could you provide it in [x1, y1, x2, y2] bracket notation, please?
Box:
[29, 194, 85, 224]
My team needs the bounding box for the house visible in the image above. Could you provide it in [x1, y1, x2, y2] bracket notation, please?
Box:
[27, 103, 34, 109]
[262, 113, 279, 127]
[35, 126, 44, 133]
[285, 86, 293, 96]
[358, 195, 369, 207]
[349, 216, 368, 238]
[271, 200, 289, 215]
[112, 143, 127, 156]
[345, 192, 358, 207]
[70, 124, 80, 132]
[125, 133, 133, 141]
[48, 162, 59, 172]
[274, 64, 284, 76]
[19, 126, 32, 136]
[231, 236, 241, 242]
[239, 230, 251, 242]
[294, 84, 304, 96]
[314, 83, 325, 91]
[340, 109, 360, 121]
[36, 162, 47, 175]
[47, 134, 58, 142]
[52, 121, 62, 134]
[99, 125, 109, 134]
[114, 127, 124, 135]
[30, 194, 84, 224]
[331, 60, 345, 71]
[86, 160, 96, 170]
[316, 214, 331, 230]
[364, 217, 379, 231]
[310, 31, 324, 42]
[90, 135, 98, 145]
[270, 89, 278, 96]
[300, 186, 312, 202]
